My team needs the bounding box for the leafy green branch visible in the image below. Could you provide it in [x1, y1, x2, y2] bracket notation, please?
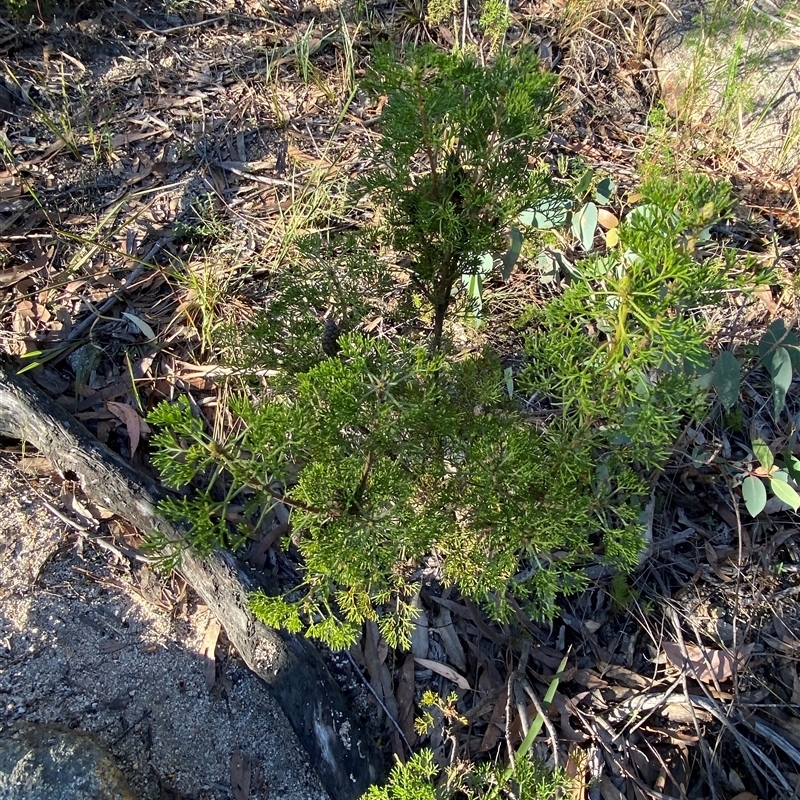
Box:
[359, 44, 560, 351]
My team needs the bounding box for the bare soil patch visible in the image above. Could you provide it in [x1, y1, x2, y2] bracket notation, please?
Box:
[0, 452, 328, 800]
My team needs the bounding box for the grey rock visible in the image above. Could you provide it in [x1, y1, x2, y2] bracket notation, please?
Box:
[0, 723, 137, 800]
[654, 0, 800, 174]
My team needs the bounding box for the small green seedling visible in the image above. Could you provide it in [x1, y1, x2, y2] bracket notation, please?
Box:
[741, 435, 800, 517]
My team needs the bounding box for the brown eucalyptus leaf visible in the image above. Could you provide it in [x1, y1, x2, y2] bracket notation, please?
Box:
[477, 689, 506, 752]
[598, 664, 649, 690]
[396, 654, 418, 747]
[662, 641, 754, 684]
[573, 669, 609, 689]
[413, 657, 470, 690]
[202, 617, 221, 691]
[107, 401, 143, 459]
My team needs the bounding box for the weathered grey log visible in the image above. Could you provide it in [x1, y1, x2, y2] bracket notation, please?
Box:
[0, 361, 383, 800]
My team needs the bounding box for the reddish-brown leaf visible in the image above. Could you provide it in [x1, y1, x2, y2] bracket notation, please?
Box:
[478, 689, 507, 753]
[107, 401, 143, 459]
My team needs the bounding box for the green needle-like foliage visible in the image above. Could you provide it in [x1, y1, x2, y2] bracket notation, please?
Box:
[360, 748, 569, 800]
[231, 45, 561, 366]
[521, 173, 750, 558]
[147, 45, 756, 654]
[359, 44, 560, 350]
[153, 334, 600, 649]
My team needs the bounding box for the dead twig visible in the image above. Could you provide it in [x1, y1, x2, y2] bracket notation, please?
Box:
[345, 650, 412, 755]
[519, 676, 560, 770]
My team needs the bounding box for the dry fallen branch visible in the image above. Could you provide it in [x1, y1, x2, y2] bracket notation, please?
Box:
[0, 361, 383, 800]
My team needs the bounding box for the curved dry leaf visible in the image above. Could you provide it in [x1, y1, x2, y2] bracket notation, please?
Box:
[413, 657, 470, 689]
[597, 208, 619, 229]
[433, 607, 466, 672]
[478, 689, 506, 752]
[599, 664, 649, 690]
[60, 490, 98, 528]
[107, 401, 143, 459]
[122, 312, 156, 340]
[662, 641, 754, 684]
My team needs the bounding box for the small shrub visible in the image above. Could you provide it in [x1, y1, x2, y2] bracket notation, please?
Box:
[361, 749, 569, 800]
[152, 334, 598, 648]
[358, 43, 561, 351]
[147, 45, 754, 651]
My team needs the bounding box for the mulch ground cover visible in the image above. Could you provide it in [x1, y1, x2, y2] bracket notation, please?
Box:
[2, 0, 800, 797]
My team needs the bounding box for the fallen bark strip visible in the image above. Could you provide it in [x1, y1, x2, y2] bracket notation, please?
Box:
[0, 362, 383, 800]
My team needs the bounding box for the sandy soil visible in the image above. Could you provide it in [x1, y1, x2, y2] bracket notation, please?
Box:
[0, 451, 330, 800]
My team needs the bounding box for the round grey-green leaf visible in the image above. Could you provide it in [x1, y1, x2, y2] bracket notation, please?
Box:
[572, 202, 598, 252]
[769, 475, 800, 511]
[712, 350, 740, 410]
[742, 475, 767, 517]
